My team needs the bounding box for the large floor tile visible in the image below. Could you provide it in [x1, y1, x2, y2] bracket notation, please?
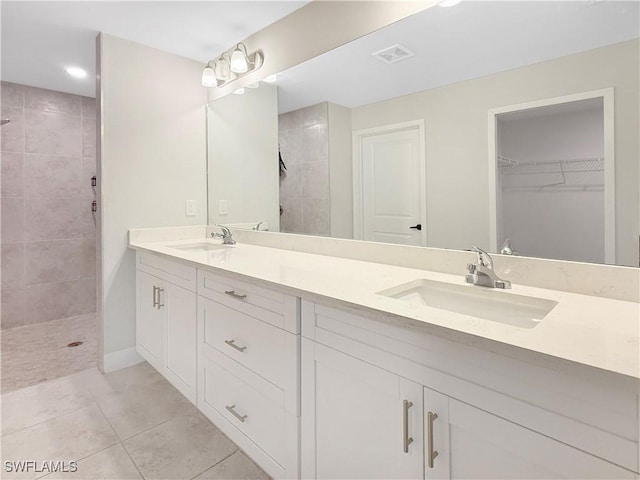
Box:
[194, 451, 269, 480]
[95, 374, 195, 440]
[43, 444, 142, 480]
[80, 362, 160, 399]
[1, 403, 118, 480]
[123, 411, 237, 480]
[1, 371, 93, 435]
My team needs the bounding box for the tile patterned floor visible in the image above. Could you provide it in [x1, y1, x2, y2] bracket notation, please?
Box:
[0, 363, 269, 480]
[1, 314, 98, 393]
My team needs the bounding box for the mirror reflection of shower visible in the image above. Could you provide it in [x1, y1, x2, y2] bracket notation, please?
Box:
[0, 119, 11, 126]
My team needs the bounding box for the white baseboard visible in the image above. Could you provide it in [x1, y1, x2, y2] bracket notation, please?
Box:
[103, 346, 144, 373]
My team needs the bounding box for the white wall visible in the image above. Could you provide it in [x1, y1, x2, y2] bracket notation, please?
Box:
[499, 107, 604, 263]
[351, 39, 639, 266]
[328, 102, 353, 239]
[208, 83, 279, 230]
[97, 34, 207, 368]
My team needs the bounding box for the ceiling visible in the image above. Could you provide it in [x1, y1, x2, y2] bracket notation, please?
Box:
[276, 1, 640, 113]
[1, 1, 307, 97]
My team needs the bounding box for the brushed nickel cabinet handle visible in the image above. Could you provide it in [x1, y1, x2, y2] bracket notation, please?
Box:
[157, 288, 165, 309]
[224, 339, 247, 352]
[152, 286, 159, 308]
[225, 404, 247, 423]
[403, 400, 414, 453]
[224, 290, 247, 300]
[427, 411, 439, 468]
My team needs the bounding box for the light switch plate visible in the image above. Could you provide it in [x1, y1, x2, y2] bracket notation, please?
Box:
[185, 200, 196, 217]
[218, 200, 228, 215]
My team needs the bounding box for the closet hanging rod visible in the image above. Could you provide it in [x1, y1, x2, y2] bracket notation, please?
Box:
[498, 156, 604, 167]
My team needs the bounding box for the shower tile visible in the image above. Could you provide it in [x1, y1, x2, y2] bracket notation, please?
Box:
[1, 243, 24, 288]
[25, 86, 82, 115]
[24, 154, 82, 197]
[302, 198, 330, 236]
[82, 117, 96, 158]
[300, 124, 328, 164]
[24, 238, 96, 285]
[278, 110, 298, 133]
[302, 161, 329, 199]
[1, 152, 24, 197]
[300, 102, 327, 127]
[1, 287, 25, 329]
[82, 96, 97, 120]
[24, 277, 96, 324]
[1, 82, 25, 108]
[1, 197, 24, 242]
[279, 163, 302, 198]
[24, 110, 81, 156]
[24, 197, 91, 240]
[1, 106, 24, 153]
[280, 198, 303, 234]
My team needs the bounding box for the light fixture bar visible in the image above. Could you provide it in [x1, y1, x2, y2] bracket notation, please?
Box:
[202, 42, 264, 88]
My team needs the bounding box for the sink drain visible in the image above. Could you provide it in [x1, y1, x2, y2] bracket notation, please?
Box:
[67, 341, 83, 348]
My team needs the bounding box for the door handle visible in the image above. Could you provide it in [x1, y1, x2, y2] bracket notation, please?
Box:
[427, 411, 439, 468]
[402, 400, 414, 453]
[152, 286, 159, 308]
[410, 224, 422, 231]
[157, 288, 165, 309]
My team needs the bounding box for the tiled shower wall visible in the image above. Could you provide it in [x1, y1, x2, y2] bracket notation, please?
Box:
[279, 102, 331, 236]
[1, 82, 97, 329]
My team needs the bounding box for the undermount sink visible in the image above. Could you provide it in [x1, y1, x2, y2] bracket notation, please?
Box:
[170, 242, 232, 252]
[377, 279, 557, 329]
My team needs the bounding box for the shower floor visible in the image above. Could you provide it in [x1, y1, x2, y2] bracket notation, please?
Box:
[1, 313, 97, 393]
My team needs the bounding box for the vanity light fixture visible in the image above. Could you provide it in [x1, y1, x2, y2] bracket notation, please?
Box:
[201, 42, 264, 88]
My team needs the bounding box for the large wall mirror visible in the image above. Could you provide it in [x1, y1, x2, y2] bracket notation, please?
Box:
[207, 1, 640, 267]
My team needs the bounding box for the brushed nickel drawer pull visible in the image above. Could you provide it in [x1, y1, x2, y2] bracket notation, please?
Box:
[152, 286, 159, 308]
[427, 411, 439, 468]
[403, 400, 414, 453]
[225, 404, 247, 423]
[224, 339, 247, 352]
[224, 290, 247, 300]
[157, 288, 165, 309]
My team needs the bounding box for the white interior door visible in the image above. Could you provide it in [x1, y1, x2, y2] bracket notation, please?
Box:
[356, 124, 425, 246]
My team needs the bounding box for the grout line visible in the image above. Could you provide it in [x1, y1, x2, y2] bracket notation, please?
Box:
[0, 400, 93, 439]
[188, 448, 238, 480]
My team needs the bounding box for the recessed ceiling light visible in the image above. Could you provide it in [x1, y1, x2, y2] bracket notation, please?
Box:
[65, 66, 87, 79]
[439, 0, 462, 6]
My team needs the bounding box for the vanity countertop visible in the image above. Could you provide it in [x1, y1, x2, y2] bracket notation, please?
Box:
[129, 237, 639, 380]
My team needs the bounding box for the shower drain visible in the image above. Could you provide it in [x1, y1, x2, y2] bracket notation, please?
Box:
[67, 341, 83, 348]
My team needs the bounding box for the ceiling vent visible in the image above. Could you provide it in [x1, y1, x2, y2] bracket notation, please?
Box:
[372, 44, 415, 64]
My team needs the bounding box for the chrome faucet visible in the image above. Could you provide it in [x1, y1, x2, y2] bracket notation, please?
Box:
[465, 246, 511, 289]
[210, 225, 236, 245]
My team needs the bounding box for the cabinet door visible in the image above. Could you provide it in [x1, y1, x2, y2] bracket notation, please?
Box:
[302, 339, 423, 480]
[424, 387, 635, 480]
[137, 270, 163, 371]
[163, 282, 197, 403]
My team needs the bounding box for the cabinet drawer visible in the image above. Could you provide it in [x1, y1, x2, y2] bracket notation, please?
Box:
[198, 270, 299, 333]
[200, 349, 288, 468]
[137, 252, 196, 292]
[200, 296, 298, 393]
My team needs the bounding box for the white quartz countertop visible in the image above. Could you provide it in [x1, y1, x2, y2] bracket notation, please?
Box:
[129, 237, 640, 380]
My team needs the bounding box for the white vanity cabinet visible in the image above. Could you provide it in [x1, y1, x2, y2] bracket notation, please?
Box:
[197, 270, 300, 480]
[136, 253, 197, 403]
[301, 300, 639, 480]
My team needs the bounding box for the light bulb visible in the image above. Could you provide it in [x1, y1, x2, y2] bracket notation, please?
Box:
[230, 47, 248, 73]
[215, 59, 230, 80]
[201, 65, 217, 87]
